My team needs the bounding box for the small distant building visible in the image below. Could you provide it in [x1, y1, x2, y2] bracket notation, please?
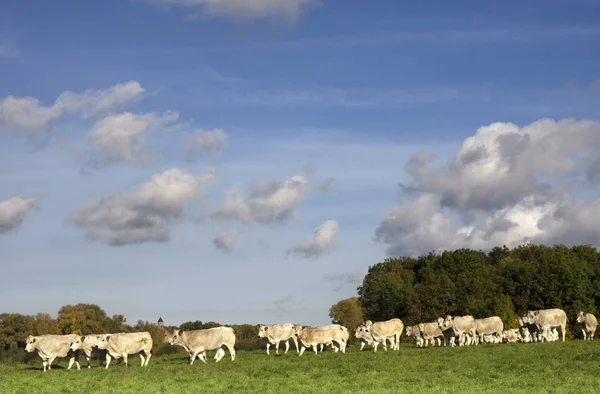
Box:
[157, 317, 164, 330]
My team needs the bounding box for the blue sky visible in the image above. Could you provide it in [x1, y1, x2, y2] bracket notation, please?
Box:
[1, 0, 600, 327]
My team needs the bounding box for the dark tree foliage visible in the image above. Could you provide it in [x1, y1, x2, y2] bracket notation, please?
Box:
[357, 245, 600, 331]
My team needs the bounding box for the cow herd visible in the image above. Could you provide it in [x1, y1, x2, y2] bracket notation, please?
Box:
[23, 309, 598, 372]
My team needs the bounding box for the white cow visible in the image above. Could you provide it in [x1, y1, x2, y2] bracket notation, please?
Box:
[419, 322, 444, 347]
[168, 327, 236, 365]
[25, 334, 81, 372]
[295, 324, 348, 356]
[68, 334, 106, 368]
[162, 330, 225, 362]
[441, 315, 476, 346]
[96, 332, 153, 368]
[435, 317, 457, 347]
[257, 324, 299, 355]
[576, 311, 598, 340]
[404, 325, 424, 347]
[474, 316, 503, 345]
[501, 329, 520, 343]
[363, 319, 404, 351]
[525, 309, 567, 342]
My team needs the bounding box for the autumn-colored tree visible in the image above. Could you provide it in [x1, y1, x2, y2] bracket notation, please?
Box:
[57, 304, 111, 335]
[329, 297, 364, 337]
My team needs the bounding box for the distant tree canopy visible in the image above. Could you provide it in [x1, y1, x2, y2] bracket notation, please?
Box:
[357, 245, 600, 329]
[329, 297, 364, 337]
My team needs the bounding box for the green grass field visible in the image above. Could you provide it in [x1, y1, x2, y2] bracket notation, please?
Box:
[2, 340, 600, 393]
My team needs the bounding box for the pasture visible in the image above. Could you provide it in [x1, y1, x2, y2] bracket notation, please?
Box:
[2, 341, 600, 393]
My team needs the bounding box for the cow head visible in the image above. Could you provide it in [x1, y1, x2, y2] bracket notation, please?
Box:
[25, 336, 36, 352]
[576, 311, 586, 323]
[257, 325, 267, 338]
[442, 315, 453, 329]
[70, 336, 86, 351]
[169, 329, 183, 345]
[525, 311, 537, 324]
[405, 326, 413, 336]
[96, 334, 110, 349]
[293, 325, 303, 338]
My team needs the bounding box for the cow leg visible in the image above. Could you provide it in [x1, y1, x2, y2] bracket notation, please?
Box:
[266, 343, 270, 355]
[139, 354, 145, 367]
[123, 353, 128, 367]
[285, 340, 290, 354]
[319, 343, 323, 352]
[313, 344, 319, 355]
[68, 357, 75, 370]
[48, 355, 57, 370]
[299, 346, 306, 356]
[197, 352, 205, 363]
[42, 360, 48, 372]
[373, 341, 379, 352]
[145, 350, 152, 366]
[190, 351, 201, 365]
[292, 336, 299, 353]
[87, 356, 91, 368]
[360, 341, 365, 351]
[582, 329, 587, 340]
[225, 343, 236, 361]
[275, 340, 280, 355]
[105, 354, 111, 369]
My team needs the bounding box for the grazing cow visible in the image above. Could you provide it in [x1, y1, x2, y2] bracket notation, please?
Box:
[68, 334, 106, 368]
[525, 309, 567, 342]
[258, 324, 299, 355]
[418, 322, 444, 347]
[440, 315, 476, 346]
[474, 316, 503, 345]
[502, 329, 520, 343]
[404, 325, 424, 347]
[96, 332, 153, 368]
[25, 334, 81, 372]
[363, 319, 404, 351]
[295, 324, 348, 356]
[168, 327, 236, 365]
[576, 312, 598, 340]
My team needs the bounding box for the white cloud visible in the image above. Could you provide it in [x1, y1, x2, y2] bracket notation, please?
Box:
[376, 117, 600, 257]
[212, 231, 236, 252]
[0, 81, 145, 135]
[186, 128, 228, 154]
[136, 0, 320, 21]
[0, 197, 40, 234]
[56, 81, 145, 118]
[212, 175, 310, 224]
[0, 96, 63, 134]
[68, 168, 215, 246]
[287, 219, 339, 258]
[87, 111, 179, 166]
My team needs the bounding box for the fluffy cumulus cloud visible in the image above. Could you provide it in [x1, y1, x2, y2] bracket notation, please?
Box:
[88, 111, 179, 166]
[68, 168, 215, 246]
[0, 197, 40, 234]
[0, 81, 145, 135]
[186, 128, 228, 154]
[212, 231, 236, 252]
[287, 219, 339, 258]
[136, 0, 320, 21]
[212, 175, 310, 224]
[376, 118, 600, 257]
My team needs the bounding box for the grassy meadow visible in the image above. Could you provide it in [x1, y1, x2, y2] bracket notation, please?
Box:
[1, 340, 600, 393]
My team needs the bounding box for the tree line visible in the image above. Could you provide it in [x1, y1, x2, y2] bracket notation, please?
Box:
[329, 244, 600, 339]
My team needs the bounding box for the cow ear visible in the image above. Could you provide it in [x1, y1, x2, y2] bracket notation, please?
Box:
[32, 338, 36, 343]
[81, 336, 85, 342]
[106, 335, 111, 341]
[264, 326, 268, 331]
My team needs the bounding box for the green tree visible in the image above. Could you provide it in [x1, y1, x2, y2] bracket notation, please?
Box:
[329, 297, 364, 336]
[57, 304, 111, 334]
